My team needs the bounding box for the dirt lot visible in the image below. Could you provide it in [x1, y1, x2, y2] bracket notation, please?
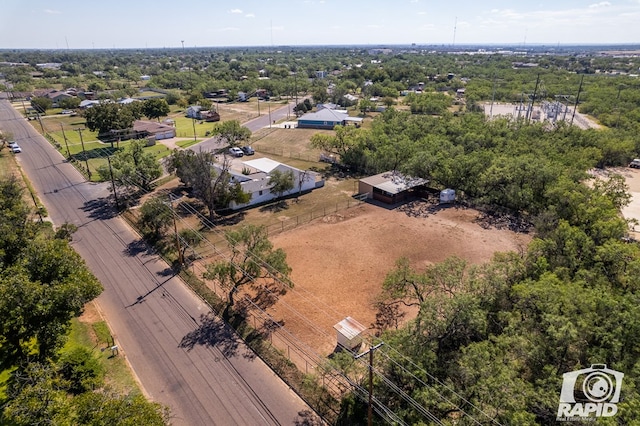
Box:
[267, 200, 530, 355]
[612, 167, 640, 238]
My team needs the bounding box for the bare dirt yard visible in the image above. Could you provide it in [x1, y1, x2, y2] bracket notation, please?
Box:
[607, 167, 640, 238]
[267, 200, 530, 355]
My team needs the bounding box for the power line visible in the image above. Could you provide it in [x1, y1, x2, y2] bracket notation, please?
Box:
[65, 142, 490, 425]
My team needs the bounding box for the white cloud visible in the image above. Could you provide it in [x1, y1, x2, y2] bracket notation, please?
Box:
[44, 9, 61, 14]
[418, 11, 426, 15]
[589, 1, 611, 8]
[217, 27, 239, 32]
[245, 13, 255, 18]
[229, 9, 242, 14]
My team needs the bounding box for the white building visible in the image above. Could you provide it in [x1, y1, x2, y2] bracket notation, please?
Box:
[216, 157, 322, 210]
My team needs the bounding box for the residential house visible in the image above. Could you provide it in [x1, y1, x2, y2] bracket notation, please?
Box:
[200, 110, 220, 122]
[185, 105, 220, 121]
[79, 99, 101, 109]
[316, 103, 339, 111]
[185, 105, 203, 119]
[45, 90, 73, 107]
[219, 157, 323, 210]
[118, 97, 138, 105]
[132, 120, 176, 140]
[297, 109, 362, 129]
[343, 93, 359, 103]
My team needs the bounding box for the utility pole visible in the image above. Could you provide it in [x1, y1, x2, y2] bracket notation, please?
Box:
[36, 111, 45, 133]
[60, 123, 70, 158]
[74, 128, 91, 179]
[268, 101, 272, 128]
[192, 118, 197, 141]
[527, 73, 540, 122]
[106, 155, 120, 210]
[294, 72, 298, 111]
[169, 196, 184, 267]
[571, 74, 584, 127]
[354, 342, 384, 426]
[257, 97, 261, 117]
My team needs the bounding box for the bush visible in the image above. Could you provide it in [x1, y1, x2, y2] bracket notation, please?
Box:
[59, 347, 105, 394]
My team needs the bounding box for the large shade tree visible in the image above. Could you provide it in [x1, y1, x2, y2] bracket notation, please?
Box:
[97, 140, 162, 191]
[166, 149, 250, 219]
[203, 225, 292, 319]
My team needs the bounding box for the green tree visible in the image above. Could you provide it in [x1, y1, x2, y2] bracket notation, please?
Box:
[203, 225, 292, 318]
[0, 176, 36, 268]
[58, 347, 105, 394]
[58, 97, 81, 110]
[310, 125, 360, 158]
[83, 102, 142, 136]
[179, 228, 202, 264]
[2, 363, 74, 425]
[211, 120, 251, 148]
[138, 196, 173, 241]
[30, 96, 52, 114]
[358, 98, 374, 115]
[74, 391, 169, 425]
[166, 149, 250, 219]
[0, 237, 103, 364]
[268, 169, 294, 200]
[142, 98, 170, 122]
[97, 141, 162, 191]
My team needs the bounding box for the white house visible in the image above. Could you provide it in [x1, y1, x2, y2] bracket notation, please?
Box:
[216, 157, 322, 210]
[186, 105, 203, 118]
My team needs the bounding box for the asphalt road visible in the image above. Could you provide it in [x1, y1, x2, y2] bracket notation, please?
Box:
[191, 99, 300, 153]
[0, 98, 319, 425]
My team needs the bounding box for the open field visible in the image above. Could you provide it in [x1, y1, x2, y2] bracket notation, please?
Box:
[266, 200, 530, 355]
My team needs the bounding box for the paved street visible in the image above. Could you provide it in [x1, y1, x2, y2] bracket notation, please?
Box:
[0, 98, 319, 425]
[190, 99, 300, 153]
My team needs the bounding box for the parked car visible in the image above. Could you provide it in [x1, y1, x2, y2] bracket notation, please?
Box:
[229, 147, 244, 157]
[60, 109, 74, 114]
[630, 159, 640, 168]
[10, 144, 22, 153]
[241, 146, 255, 155]
[8, 141, 18, 149]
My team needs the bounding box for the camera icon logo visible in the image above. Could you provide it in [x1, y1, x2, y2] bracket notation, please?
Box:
[557, 364, 623, 420]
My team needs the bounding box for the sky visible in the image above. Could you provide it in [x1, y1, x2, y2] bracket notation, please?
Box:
[2, 0, 640, 49]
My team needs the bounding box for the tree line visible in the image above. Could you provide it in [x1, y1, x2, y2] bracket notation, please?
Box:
[0, 176, 168, 425]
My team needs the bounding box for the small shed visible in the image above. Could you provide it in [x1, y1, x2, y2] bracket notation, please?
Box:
[334, 317, 366, 350]
[440, 188, 456, 204]
[358, 171, 427, 204]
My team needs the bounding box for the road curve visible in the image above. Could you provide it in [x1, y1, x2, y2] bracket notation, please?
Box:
[0, 99, 319, 425]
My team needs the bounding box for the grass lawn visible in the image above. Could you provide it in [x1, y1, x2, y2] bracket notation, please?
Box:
[60, 303, 141, 395]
